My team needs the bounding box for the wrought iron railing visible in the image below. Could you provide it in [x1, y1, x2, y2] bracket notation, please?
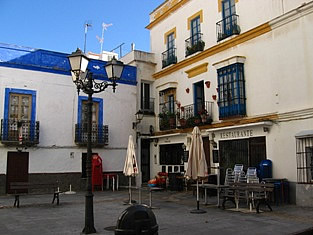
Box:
[185, 33, 205, 57]
[216, 14, 240, 42]
[141, 97, 155, 114]
[75, 123, 108, 147]
[162, 48, 177, 68]
[296, 136, 313, 184]
[158, 101, 214, 131]
[177, 101, 213, 128]
[0, 119, 39, 146]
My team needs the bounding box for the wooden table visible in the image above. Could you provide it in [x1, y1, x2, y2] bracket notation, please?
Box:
[222, 182, 274, 213]
[191, 184, 229, 207]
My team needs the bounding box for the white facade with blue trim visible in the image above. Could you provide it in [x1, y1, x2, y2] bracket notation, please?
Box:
[0, 43, 137, 193]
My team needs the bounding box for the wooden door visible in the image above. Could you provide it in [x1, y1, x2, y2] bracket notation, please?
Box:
[203, 137, 211, 174]
[6, 152, 29, 193]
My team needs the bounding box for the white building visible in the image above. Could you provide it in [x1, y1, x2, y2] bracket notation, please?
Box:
[0, 43, 137, 193]
[146, 0, 313, 205]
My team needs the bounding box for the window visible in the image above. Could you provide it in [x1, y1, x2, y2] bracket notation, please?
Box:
[141, 82, 154, 113]
[217, 0, 240, 41]
[2, 88, 37, 142]
[162, 30, 177, 68]
[168, 95, 175, 114]
[186, 12, 204, 57]
[76, 96, 104, 145]
[160, 144, 184, 165]
[81, 101, 99, 125]
[296, 136, 313, 183]
[217, 63, 245, 118]
[191, 16, 201, 45]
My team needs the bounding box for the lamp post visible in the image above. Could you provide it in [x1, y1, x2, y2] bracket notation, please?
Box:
[68, 48, 124, 234]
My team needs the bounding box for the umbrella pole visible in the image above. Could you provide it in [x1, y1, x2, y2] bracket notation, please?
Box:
[191, 180, 206, 214]
[129, 176, 132, 204]
[197, 181, 200, 210]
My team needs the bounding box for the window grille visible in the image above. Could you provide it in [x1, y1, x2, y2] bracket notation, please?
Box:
[296, 136, 313, 184]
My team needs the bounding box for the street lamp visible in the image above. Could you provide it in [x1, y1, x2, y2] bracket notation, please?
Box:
[68, 48, 124, 234]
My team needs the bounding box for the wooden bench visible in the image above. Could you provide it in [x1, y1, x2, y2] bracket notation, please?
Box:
[10, 182, 61, 208]
[222, 182, 274, 213]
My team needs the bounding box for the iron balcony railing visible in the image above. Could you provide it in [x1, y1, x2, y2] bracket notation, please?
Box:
[216, 14, 240, 42]
[185, 33, 205, 57]
[158, 101, 213, 131]
[177, 101, 213, 128]
[162, 48, 177, 68]
[141, 97, 155, 115]
[0, 119, 39, 146]
[75, 123, 109, 147]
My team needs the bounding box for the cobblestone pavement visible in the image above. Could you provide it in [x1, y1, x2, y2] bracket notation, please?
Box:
[0, 189, 313, 235]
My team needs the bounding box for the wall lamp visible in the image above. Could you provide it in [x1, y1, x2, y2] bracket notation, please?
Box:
[132, 110, 144, 129]
[153, 138, 159, 147]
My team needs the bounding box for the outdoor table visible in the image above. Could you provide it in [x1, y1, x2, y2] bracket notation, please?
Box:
[191, 184, 228, 207]
[119, 185, 140, 205]
[224, 182, 274, 213]
[148, 187, 164, 209]
[103, 173, 119, 191]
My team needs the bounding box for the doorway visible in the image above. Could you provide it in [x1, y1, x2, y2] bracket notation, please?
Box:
[6, 152, 29, 194]
[141, 139, 150, 183]
[193, 81, 205, 115]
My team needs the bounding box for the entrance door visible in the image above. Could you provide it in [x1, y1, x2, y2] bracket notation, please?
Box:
[141, 139, 150, 183]
[219, 137, 266, 184]
[203, 137, 211, 174]
[6, 152, 29, 194]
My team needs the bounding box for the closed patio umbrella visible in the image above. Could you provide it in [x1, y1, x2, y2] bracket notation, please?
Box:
[123, 135, 138, 204]
[186, 126, 208, 213]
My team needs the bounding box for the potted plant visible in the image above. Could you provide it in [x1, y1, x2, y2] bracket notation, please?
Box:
[198, 108, 208, 123]
[168, 112, 176, 128]
[179, 118, 187, 127]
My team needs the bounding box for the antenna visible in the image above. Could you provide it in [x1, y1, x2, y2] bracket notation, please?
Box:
[96, 22, 113, 59]
[84, 21, 92, 53]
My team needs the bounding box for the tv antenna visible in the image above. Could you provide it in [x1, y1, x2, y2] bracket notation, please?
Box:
[96, 22, 113, 59]
[84, 21, 92, 53]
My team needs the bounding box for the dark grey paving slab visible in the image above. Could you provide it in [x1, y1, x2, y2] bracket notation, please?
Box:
[0, 190, 312, 234]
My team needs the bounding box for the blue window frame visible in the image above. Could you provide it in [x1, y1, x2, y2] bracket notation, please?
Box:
[77, 96, 103, 126]
[76, 96, 104, 144]
[222, 0, 236, 35]
[191, 16, 201, 45]
[3, 88, 37, 140]
[217, 63, 246, 118]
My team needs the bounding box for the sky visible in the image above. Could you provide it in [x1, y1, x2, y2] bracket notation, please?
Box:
[0, 0, 164, 56]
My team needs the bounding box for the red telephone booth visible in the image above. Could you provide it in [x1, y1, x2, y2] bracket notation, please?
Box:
[92, 154, 103, 191]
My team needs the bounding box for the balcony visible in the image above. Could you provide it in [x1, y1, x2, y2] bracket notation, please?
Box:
[216, 14, 240, 42]
[75, 123, 108, 147]
[177, 101, 213, 128]
[185, 33, 205, 57]
[141, 97, 155, 115]
[158, 101, 177, 131]
[162, 48, 177, 68]
[0, 119, 39, 146]
[158, 101, 213, 131]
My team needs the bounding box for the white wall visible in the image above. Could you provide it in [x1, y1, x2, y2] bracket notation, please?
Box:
[0, 66, 137, 173]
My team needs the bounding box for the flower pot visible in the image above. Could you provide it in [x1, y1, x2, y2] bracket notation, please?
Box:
[205, 81, 211, 88]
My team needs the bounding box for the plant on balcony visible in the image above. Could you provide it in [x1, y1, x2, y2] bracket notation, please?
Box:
[179, 118, 187, 128]
[186, 40, 205, 56]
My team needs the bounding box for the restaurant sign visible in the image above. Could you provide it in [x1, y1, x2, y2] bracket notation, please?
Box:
[220, 129, 253, 139]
